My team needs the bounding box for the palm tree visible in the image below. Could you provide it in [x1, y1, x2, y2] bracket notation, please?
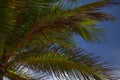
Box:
[0, 0, 115, 80]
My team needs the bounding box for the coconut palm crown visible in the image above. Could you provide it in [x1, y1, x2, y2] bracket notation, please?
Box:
[0, 0, 115, 80]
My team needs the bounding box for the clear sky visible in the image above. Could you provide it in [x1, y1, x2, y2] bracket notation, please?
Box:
[75, 0, 120, 68]
[73, 0, 120, 78]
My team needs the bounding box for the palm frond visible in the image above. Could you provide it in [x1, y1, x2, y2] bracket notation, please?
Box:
[7, 46, 112, 80]
[74, 0, 111, 11]
[1, 0, 78, 52]
[3, 0, 116, 53]
[85, 12, 115, 21]
[23, 31, 73, 48]
[73, 24, 105, 42]
[6, 65, 50, 80]
[5, 68, 28, 80]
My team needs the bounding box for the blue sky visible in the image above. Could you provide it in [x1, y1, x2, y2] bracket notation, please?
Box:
[72, 0, 120, 78]
[74, 0, 120, 68]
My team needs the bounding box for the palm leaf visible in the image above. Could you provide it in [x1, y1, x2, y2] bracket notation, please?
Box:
[5, 66, 28, 80]
[73, 0, 111, 11]
[6, 66, 50, 80]
[73, 23, 105, 42]
[7, 46, 112, 80]
[3, 0, 115, 53]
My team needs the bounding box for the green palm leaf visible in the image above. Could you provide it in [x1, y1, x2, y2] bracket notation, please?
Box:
[7, 46, 111, 80]
[0, 0, 115, 52]
[6, 66, 50, 80]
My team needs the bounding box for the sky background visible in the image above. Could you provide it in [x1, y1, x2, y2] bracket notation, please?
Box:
[4, 0, 120, 80]
[73, 0, 120, 78]
[75, 0, 120, 68]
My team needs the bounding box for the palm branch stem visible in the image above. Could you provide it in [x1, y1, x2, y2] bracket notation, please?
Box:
[3, 15, 77, 66]
[5, 70, 27, 80]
